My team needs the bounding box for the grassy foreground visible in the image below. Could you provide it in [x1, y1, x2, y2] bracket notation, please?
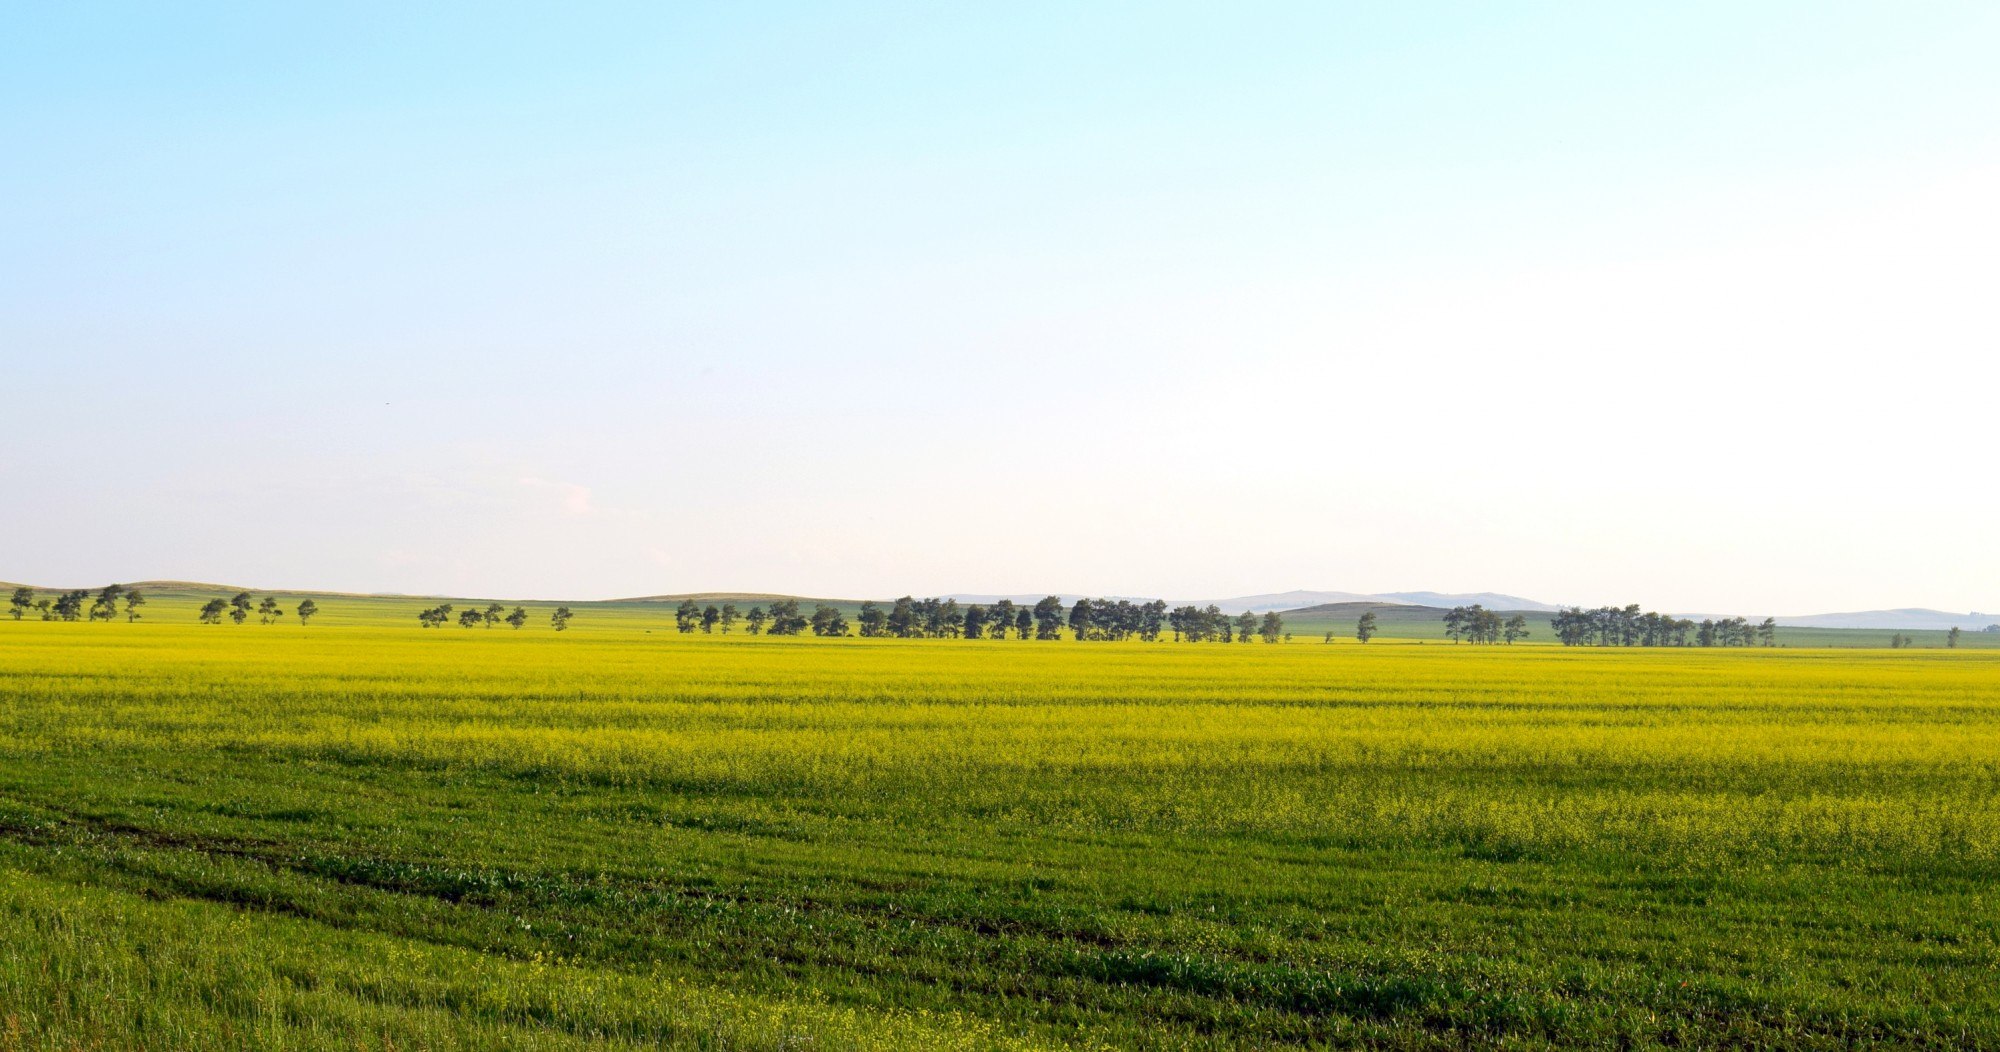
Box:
[2, 621, 1998, 1049]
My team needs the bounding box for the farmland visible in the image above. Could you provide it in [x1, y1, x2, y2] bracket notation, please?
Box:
[2, 614, 1998, 1049]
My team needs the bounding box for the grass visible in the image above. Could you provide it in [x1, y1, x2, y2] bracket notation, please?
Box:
[2, 610, 1998, 1048]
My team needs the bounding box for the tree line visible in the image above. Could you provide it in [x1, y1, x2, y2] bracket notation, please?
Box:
[8, 585, 147, 623]
[199, 592, 319, 625]
[1548, 605, 1775, 647]
[1442, 605, 1532, 644]
[418, 602, 570, 630]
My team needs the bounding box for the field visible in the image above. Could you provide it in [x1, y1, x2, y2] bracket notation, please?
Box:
[3, 606, 1999, 1049]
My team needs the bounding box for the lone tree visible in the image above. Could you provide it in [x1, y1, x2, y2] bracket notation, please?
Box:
[551, 606, 574, 631]
[483, 603, 504, 628]
[124, 589, 146, 622]
[745, 606, 767, 634]
[675, 600, 700, 633]
[1947, 626, 1962, 649]
[296, 599, 319, 625]
[720, 603, 739, 634]
[199, 598, 227, 625]
[258, 597, 284, 624]
[1356, 611, 1377, 643]
[9, 587, 33, 620]
[229, 592, 253, 625]
[505, 606, 527, 629]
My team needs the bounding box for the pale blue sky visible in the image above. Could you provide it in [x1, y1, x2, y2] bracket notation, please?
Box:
[6, 3, 1998, 612]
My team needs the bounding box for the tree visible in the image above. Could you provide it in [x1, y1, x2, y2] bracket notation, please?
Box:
[229, 592, 253, 625]
[767, 600, 807, 636]
[258, 597, 284, 625]
[746, 606, 767, 634]
[1235, 611, 1258, 643]
[124, 589, 146, 622]
[7, 587, 30, 620]
[1503, 614, 1528, 644]
[857, 601, 887, 637]
[90, 585, 124, 622]
[1757, 618, 1777, 647]
[886, 597, 917, 638]
[1259, 611, 1283, 643]
[199, 598, 226, 625]
[989, 599, 1017, 640]
[702, 604, 721, 634]
[457, 608, 483, 628]
[418, 604, 452, 628]
[1947, 626, 1962, 649]
[720, 603, 739, 634]
[296, 599, 319, 625]
[505, 605, 527, 629]
[483, 603, 504, 628]
[963, 604, 988, 640]
[675, 600, 700, 634]
[1068, 599, 1094, 642]
[34, 600, 52, 621]
[1015, 609, 1032, 639]
[551, 606, 574, 631]
[1356, 611, 1377, 644]
[1032, 596, 1065, 640]
[54, 590, 88, 622]
[809, 604, 848, 637]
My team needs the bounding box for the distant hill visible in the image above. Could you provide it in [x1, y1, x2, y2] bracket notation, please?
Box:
[1774, 608, 2000, 631]
[1371, 591, 1561, 613]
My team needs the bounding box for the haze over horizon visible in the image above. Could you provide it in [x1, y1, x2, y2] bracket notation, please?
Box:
[7, 3, 1997, 614]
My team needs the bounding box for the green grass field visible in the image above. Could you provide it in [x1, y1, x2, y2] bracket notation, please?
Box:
[3, 602, 1999, 1049]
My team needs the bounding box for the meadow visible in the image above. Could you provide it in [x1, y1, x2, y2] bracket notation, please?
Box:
[2, 606, 1998, 1049]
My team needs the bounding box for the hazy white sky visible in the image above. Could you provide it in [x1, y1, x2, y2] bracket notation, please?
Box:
[5, 3, 1997, 613]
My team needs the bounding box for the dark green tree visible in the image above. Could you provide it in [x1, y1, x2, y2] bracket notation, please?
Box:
[989, 599, 1017, 640]
[258, 597, 284, 624]
[745, 606, 767, 634]
[457, 607, 482, 627]
[124, 589, 146, 622]
[1503, 614, 1528, 644]
[702, 604, 721, 633]
[89, 585, 124, 622]
[505, 605, 527, 629]
[199, 598, 226, 625]
[54, 590, 88, 622]
[229, 592, 253, 625]
[1015, 609, 1032, 639]
[1947, 626, 1962, 648]
[809, 604, 849, 637]
[551, 606, 573, 631]
[720, 603, 739, 634]
[1032, 596, 1065, 640]
[1356, 611, 1377, 643]
[674, 600, 700, 633]
[1259, 611, 1283, 643]
[767, 600, 807, 636]
[483, 603, 504, 628]
[1235, 611, 1258, 643]
[7, 587, 31, 620]
[857, 601, 887, 637]
[963, 604, 988, 639]
[296, 598, 319, 625]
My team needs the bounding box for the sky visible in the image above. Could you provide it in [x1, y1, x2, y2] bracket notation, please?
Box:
[5, 2, 1998, 614]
